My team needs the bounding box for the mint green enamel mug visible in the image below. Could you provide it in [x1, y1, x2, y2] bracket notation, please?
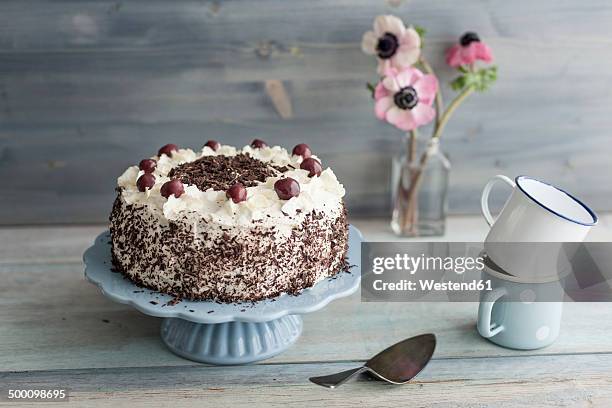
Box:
[477, 256, 564, 350]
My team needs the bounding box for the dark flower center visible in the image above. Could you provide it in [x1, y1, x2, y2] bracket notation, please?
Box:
[393, 86, 419, 110]
[460, 32, 480, 46]
[376, 32, 399, 59]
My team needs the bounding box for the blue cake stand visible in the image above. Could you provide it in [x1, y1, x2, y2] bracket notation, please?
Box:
[83, 225, 362, 365]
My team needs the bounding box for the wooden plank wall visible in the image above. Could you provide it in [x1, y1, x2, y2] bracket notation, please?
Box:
[1, 0, 611, 224]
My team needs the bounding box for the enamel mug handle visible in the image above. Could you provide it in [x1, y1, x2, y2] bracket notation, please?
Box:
[480, 175, 516, 226]
[477, 287, 507, 338]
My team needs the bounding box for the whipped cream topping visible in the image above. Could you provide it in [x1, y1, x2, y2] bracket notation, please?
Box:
[117, 144, 345, 229]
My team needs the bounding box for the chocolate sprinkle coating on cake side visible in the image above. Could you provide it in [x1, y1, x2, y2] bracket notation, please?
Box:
[168, 153, 277, 191]
[109, 195, 349, 303]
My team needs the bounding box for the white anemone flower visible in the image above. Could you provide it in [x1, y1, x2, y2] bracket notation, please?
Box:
[361, 15, 421, 75]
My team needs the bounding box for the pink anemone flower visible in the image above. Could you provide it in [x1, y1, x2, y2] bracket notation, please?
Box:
[374, 67, 438, 132]
[361, 15, 421, 75]
[446, 31, 493, 68]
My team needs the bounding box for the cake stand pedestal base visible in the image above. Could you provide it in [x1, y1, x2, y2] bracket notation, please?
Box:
[84, 226, 362, 365]
[160, 315, 303, 365]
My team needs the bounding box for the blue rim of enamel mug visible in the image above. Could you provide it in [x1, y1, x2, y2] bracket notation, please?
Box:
[515, 175, 598, 226]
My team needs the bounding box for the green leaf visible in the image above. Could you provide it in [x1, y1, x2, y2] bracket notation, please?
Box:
[450, 66, 498, 93]
[450, 76, 467, 91]
[366, 82, 377, 98]
[474, 66, 498, 92]
[414, 25, 426, 42]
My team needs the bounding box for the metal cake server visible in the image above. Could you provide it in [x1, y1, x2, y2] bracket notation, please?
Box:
[309, 333, 436, 388]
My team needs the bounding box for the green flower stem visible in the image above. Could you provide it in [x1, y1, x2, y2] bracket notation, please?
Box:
[418, 56, 444, 129]
[432, 85, 474, 140]
[408, 130, 417, 162]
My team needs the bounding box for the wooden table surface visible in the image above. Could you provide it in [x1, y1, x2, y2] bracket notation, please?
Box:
[1, 215, 612, 407]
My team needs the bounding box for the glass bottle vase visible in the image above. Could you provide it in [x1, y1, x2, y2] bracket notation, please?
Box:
[390, 137, 450, 237]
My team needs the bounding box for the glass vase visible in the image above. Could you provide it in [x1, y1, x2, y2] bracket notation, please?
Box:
[390, 137, 450, 237]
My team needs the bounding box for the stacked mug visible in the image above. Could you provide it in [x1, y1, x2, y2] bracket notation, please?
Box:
[476, 175, 598, 349]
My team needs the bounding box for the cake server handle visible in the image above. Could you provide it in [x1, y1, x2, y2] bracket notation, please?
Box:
[309, 366, 370, 389]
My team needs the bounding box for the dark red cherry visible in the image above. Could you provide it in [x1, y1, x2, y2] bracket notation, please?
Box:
[158, 144, 178, 157]
[137, 173, 156, 192]
[300, 158, 322, 177]
[160, 179, 184, 198]
[274, 177, 300, 200]
[226, 183, 247, 203]
[292, 143, 312, 158]
[251, 139, 267, 148]
[204, 140, 220, 151]
[139, 159, 157, 173]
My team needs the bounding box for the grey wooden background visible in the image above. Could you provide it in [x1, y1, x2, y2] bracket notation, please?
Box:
[1, 0, 612, 225]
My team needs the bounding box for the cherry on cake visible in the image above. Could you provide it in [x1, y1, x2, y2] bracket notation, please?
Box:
[110, 141, 348, 303]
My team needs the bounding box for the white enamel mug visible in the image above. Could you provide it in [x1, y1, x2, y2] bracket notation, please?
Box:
[481, 175, 598, 277]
